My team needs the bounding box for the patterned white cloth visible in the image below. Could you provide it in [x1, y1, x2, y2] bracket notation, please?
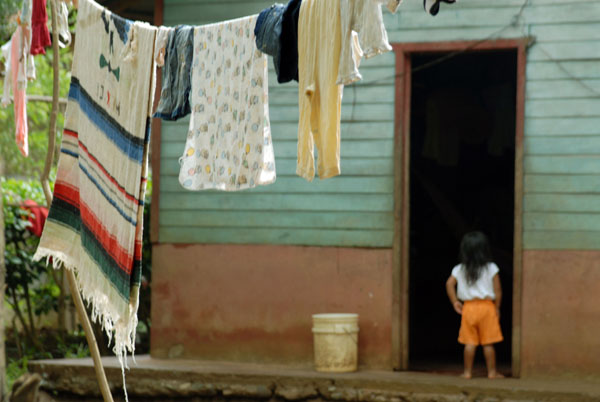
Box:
[179, 15, 276, 191]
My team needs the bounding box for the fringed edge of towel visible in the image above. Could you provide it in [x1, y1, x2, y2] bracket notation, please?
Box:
[33, 246, 139, 401]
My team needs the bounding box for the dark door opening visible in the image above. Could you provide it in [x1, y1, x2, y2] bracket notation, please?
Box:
[408, 50, 517, 374]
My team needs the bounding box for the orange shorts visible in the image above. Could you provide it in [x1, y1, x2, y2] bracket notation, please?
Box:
[458, 299, 503, 346]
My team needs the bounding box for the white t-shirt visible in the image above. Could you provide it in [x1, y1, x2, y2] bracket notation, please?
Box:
[451, 262, 499, 301]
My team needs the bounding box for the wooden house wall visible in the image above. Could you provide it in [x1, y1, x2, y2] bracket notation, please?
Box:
[159, 0, 600, 250]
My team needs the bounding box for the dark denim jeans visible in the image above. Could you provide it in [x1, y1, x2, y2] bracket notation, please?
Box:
[255, 3, 285, 79]
[154, 25, 194, 121]
[254, 0, 302, 84]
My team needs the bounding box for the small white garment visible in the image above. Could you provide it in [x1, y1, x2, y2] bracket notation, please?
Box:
[179, 15, 276, 191]
[57, 0, 72, 48]
[1, 40, 12, 107]
[19, 0, 36, 83]
[451, 262, 500, 301]
[154, 26, 172, 67]
[337, 0, 399, 85]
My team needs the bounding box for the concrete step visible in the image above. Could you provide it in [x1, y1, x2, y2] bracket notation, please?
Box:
[29, 355, 600, 402]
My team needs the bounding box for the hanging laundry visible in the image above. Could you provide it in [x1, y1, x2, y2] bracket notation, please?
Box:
[2, 26, 32, 156]
[297, 0, 342, 180]
[56, 0, 72, 48]
[254, 4, 284, 78]
[424, 0, 456, 16]
[277, 0, 302, 83]
[338, 0, 400, 86]
[30, 0, 51, 55]
[154, 26, 173, 67]
[33, 1, 157, 393]
[153, 25, 193, 120]
[179, 15, 276, 191]
[19, 0, 36, 81]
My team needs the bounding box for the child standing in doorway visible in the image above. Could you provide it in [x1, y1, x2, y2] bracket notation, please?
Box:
[446, 231, 504, 379]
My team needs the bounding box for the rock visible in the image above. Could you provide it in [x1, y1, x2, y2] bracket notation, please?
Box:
[9, 373, 43, 402]
[275, 385, 319, 400]
[36, 390, 57, 402]
[221, 384, 273, 398]
[319, 386, 358, 401]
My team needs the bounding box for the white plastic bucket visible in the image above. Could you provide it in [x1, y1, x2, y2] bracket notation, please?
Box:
[312, 313, 359, 372]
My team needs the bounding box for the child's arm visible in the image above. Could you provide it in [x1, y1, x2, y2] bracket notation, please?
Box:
[445, 275, 463, 315]
[493, 273, 502, 316]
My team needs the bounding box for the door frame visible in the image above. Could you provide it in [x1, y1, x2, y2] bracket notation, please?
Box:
[390, 39, 528, 376]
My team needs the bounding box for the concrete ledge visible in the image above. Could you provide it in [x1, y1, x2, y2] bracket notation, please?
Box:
[29, 356, 600, 402]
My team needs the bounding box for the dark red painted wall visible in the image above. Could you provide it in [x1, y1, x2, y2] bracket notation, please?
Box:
[151, 244, 393, 368]
[521, 250, 600, 379]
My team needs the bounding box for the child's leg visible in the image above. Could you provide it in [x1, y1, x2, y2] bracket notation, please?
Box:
[482, 344, 504, 378]
[462, 344, 476, 378]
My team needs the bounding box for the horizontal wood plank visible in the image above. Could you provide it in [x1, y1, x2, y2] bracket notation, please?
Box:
[524, 230, 600, 250]
[525, 98, 600, 118]
[524, 174, 600, 193]
[526, 60, 600, 81]
[161, 121, 395, 141]
[159, 192, 393, 212]
[524, 156, 600, 174]
[160, 157, 394, 176]
[159, 226, 393, 247]
[159, 210, 394, 230]
[525, 136, 600, 155]
[525, 211, 600, 231]
[526, 79, 600, 100]
[524, 117, 600, 136]
[525, 193, 600, 212]
[160, 175, 394, 194]
[160, 139, 395, 159]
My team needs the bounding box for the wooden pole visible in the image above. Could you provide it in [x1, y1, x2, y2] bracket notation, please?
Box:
[43, 1, 114, 401]
[0, 158, 7, 402]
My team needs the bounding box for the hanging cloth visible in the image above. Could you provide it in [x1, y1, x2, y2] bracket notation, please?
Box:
[296, 0, 343, 180]
[30, 0, 51, 55]
[34, 0, 157, 393]
[278, 0, 302, 83]
[56, 0, 72, 48]
[153, 25, 193, 121]
[178, 15, 276, 191]
[2, 25, 32, 156]
[337, 0, 399, 86]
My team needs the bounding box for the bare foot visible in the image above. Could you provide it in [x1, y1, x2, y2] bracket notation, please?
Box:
[460, 372, 472, 379]
[487, 372, 505, 379]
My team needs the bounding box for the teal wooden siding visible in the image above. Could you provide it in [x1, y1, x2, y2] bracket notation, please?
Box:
[159, 0, 600, 249]
[159, 0, 395, 247]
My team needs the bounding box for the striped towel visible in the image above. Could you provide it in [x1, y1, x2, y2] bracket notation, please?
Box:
[34, 0, 156, 370]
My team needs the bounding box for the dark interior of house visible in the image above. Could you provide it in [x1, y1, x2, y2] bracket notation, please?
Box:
[408, 50, 517, 374]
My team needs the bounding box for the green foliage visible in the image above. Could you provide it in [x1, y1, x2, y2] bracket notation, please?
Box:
[2, 177, 59, 354]
[0, 0, 20, 44]
[6, 356, 28, 391]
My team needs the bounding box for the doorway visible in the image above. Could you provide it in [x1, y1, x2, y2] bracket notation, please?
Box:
[406, 50, 517, 374]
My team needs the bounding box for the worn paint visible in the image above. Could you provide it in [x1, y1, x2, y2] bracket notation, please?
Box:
[151, 244, 393, 368]
[521, 250, 600, 379]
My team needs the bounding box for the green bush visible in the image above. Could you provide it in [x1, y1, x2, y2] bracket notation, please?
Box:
[2, 178, 58, 354]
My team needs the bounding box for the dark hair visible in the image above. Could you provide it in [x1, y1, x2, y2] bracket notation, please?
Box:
[460, 231, 492, 285]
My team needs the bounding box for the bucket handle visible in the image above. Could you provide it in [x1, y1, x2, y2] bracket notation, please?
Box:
[344, 327, 358, 345]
